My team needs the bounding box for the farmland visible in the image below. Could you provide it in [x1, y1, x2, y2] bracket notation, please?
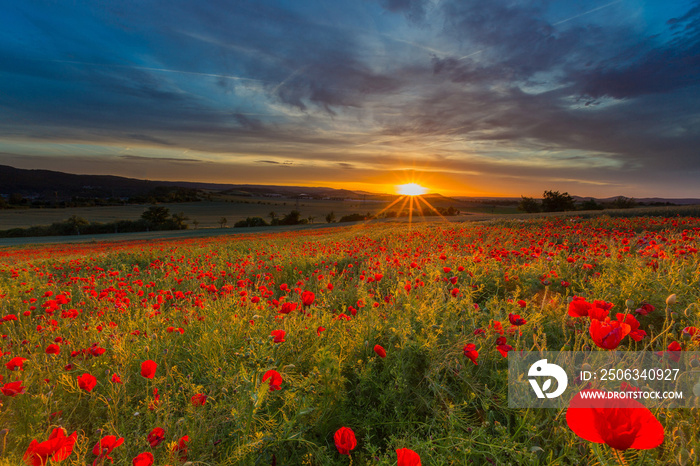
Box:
[0, 215, 699, 465]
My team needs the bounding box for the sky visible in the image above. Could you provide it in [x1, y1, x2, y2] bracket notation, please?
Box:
[1, 0, 699, 198]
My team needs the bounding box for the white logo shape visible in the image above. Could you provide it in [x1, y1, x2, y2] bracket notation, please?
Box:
[528, 359, 568, 399]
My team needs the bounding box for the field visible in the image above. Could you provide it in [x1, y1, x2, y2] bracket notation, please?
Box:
[0, 215, 699, 465]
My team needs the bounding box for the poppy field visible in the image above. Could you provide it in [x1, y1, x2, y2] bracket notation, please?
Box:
[1, 215, 699, 465]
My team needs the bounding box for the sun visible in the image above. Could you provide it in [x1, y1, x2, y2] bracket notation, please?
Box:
[396, 183, 428, 196]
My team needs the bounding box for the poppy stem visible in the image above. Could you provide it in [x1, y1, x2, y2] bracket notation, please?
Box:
[592, 444, 611, 466]
[613, 448, 627, 466]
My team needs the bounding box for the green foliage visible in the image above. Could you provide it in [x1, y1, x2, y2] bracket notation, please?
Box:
[518, 196, 541, 213]
[234, 217, 269, 228]
[141, 206, 171, 225]
[541, 190, 576, 212]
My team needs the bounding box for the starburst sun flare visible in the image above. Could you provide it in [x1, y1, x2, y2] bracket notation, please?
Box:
[396, 183, 428, 196]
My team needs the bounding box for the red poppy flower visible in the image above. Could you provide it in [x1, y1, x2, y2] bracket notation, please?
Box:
[568, 296, 592, 317]
[263, 370, 283, 391]
[23, 427, 77, 466]
[279, 302, 297, 314]
[191, 393, 207, 406]
[147, 427, 165, 447]
[5, 356, 28, 371]
[616, 313, 647, 342]
[587, 306, 610, 321]
[589, 318, 630, 350]
[682, 326, 700, 340]
[634, 303, 655, 316]
[1, 380, 26, 396]
[172, 435, 190, 462]
[334, 427, 357, 455]
[111, 374, 123, 384]
[92, 435, 124, 465]
[317, 326, 326, 336]
[77, 373, 97, 392]
[517, 299, 527, 308]
[141, 360, 157, 379]
[132, 452, 154, 466]
[271, 330, 286, 343]
[508, 313, 527, 326]
[463, 343, 478, 365]
[397, 447, 421, 466]
[566, 389, 664, 451]
[660, 341, 682, 362]
[301, 290, 315, 307]
[373, 344, 387, 358]
[45, 344, 61, 355]
[497, 343, 513, 358]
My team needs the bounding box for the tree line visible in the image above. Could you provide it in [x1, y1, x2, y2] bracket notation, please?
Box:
[518, 191, 641, 213]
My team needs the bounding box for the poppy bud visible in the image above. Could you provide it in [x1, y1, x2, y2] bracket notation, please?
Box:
[625, 299, 635, 309]
[666, 294, 677, 305]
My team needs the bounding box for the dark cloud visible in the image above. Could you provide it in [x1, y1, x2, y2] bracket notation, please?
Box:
[377, 0, 430, 22]
[119, 155, 205, 163]
[127, 134, 174, 146]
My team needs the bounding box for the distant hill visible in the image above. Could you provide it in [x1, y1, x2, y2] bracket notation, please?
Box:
[0, 165, 364, 201]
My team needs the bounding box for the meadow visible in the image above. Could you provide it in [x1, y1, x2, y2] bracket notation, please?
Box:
[0, 215, 699, 465]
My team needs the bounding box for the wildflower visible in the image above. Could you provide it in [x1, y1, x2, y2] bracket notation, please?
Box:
[568, 296, 592, 317]
[397, 448, 422, 466]
[141, 360, 157, 379]
[301, 290, 315, 307]
[5, 357, 28, 371]
[589, 318, 630, 350]
[77, 373, 97, 392]
[172, 435, 190, 462]
[263, 370, 283, 391]
[463, 343, 478, 365]
[191, 393, 207, 406]
[373, 344, 387, 358]
[132, 452, 154, 466]
[334, 427, 357, 455]
[271, 330, 286, 343]
[92, 435, 124, 466]
[634, 303, 655, 316]
[2, 380, 26, 396]
[147, 427, 165, 447]
[566, 389, 664, 450]
[508, 313, 527, 326]
[23, 428, 77, 466]
[279, 302, 297, 314]
[616, 313, 647, 342]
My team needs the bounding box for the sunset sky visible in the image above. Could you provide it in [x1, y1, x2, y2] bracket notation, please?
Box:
[1, 0, 699, 197]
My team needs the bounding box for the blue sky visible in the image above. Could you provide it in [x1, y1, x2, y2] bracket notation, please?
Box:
[1, 0, 698, 197]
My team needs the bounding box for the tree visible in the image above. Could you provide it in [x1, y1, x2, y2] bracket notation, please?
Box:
[581, 199, 604, 211]
[67, 215, 89, 235]
[541, 190, 575, 212]
[141, 206, 171, 225]
[325, 211, 336, 223]
[518, 196, 541, 213]
[192, 219, 199, 229]
[218, 217, 228, 228]
[171, 212, 189, 230]
[280, 210, 302, 225]
[307, 216, 316, 224]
